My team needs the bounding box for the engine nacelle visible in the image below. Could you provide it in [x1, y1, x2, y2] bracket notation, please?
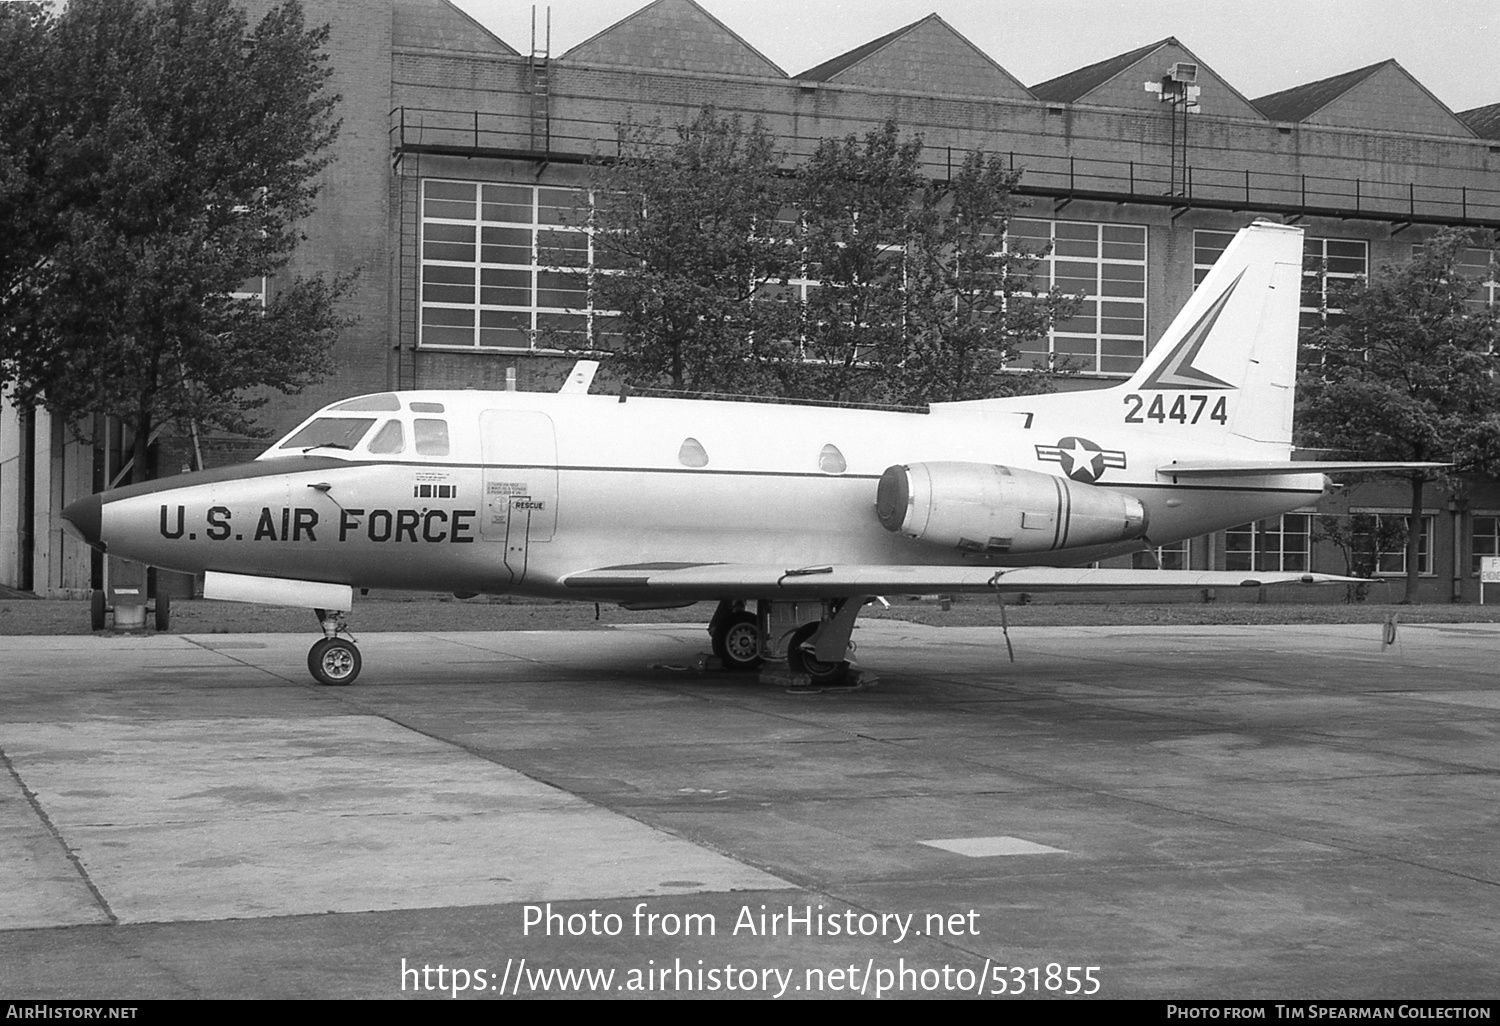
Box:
[875, 461, 1148, 554]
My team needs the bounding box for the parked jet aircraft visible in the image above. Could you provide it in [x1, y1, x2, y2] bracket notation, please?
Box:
[62, 220, 1420, 686]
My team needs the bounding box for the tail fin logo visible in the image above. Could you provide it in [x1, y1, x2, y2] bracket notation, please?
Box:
[1138, 270, 1245, 391]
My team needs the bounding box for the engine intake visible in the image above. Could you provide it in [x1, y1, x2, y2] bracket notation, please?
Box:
[876, 461, 1148, 554]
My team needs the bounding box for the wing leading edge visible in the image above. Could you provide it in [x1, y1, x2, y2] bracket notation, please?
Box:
[561, 562, 1367, 601]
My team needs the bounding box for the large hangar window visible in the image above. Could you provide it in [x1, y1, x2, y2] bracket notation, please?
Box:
[1006, 219, 1148, 377]
[1224, 513, 1312, 573]
[1195, 230, 1367, 370]
[1348, 510, 1435, 577]
[1412, 243, 1498, 314]
[1194, 229, 1368, 328]
[418, 179, 612, 351]
[1131, 538, 1192, 571]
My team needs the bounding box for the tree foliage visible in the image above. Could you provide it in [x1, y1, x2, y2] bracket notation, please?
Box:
[900, 149, 1076, 404]
[792, 124, 1074, 405]
[579, 107, 796, 395]
[0, 0, 349, 478]
[793, 121, 925, 403]
[1297, 228, 1500, 599]
[577, 110, 1072, 405]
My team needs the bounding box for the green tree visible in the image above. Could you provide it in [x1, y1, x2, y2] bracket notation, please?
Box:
[0, 0, 349, 481]
[793, 123, 1074, 405]
[0, 3, 61, 347]
[1297, 229, 1500, 600]
[578, 106, 796, 395]
[899, 149, 1077, 403]
[793, 121, 925, 403]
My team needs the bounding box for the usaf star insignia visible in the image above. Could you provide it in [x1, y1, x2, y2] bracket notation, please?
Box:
[1035, 436, 1128, 484]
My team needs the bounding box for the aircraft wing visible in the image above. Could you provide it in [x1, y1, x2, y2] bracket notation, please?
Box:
[560, 562, 1367, 600]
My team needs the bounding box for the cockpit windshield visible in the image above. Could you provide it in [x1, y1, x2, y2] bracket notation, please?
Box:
[277, 417, 377, 452]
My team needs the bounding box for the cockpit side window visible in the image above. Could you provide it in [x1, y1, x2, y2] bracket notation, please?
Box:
[413, 419, 450, 456]
[278, 417, 377, 451]
[367, 419, 405, 454]
[332, 394, 401, 412]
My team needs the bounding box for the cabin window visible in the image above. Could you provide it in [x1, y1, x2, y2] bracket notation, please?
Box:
[818, 444, 847, 475]
[332, 394, 401, 412]
[414, 418, 450, 456]
[367, 419, 405, 455]
[678, 437, 709, 468]
[278, 418, 376, 451]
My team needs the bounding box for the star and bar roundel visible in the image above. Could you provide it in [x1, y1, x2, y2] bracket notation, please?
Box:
[1035, 437, 1128, 484]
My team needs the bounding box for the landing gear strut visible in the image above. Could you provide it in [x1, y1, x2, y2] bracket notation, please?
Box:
[754, 597, 872, 688]
[308, 608, 361, 686]
[788, 620, 850, 686]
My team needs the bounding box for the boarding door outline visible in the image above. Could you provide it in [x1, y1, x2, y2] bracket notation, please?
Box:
[479, 410, 558, 585]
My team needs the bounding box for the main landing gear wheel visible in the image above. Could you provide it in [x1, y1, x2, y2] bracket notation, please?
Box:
[153, 590, 171, 632]
[308, 637, 361, 686]
[788, 622, 849, 687]
[712, 611, 762, 671]
[90, 590, 107, 631]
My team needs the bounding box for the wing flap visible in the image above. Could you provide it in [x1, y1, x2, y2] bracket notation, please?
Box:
[1158, 460, 1447, 476]
[561, 562, 1366, 599]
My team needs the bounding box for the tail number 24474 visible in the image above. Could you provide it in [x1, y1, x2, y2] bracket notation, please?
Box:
[1123, 393, 1228, 426]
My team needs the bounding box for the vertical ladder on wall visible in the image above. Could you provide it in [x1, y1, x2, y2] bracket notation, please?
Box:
[528, 6, 551, 155]
[397, 152, 421, 390]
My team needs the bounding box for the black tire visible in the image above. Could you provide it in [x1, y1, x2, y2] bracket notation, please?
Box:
[308, 637, 361, 686]
[788, 622, 848, 686]
[711, 611, 762, 671]
[154, 590, 171, 632]
[90, 590, 107, 631]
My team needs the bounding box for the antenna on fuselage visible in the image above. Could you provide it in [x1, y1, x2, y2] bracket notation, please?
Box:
[559, 359, 599, 394]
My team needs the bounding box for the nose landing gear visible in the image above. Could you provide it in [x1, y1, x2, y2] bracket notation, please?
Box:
[308, 609, 361, 686]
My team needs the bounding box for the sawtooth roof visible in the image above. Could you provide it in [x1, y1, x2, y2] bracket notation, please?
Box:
[562, 0, 785, 77]
[1252, 60, 1390, 121]
[1029, 37, 1171, 102]
[799, 16, 924, 82]
[796, 13, 1030, 98]
[1458, 102, 1500, 139]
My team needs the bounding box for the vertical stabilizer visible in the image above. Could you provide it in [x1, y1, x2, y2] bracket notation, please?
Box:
[1121, 220, 1304, 448]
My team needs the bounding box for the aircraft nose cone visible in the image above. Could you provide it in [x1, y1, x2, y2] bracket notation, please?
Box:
[60, 493, 104, 550]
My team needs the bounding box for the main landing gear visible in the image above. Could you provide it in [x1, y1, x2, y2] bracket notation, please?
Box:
[708, 597, 871, 688]
[308, 608, 361, 686]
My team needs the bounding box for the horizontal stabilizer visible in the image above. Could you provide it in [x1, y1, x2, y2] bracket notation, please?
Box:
[561, 562, 1367, 600]
[1158, 461, 1448, 477]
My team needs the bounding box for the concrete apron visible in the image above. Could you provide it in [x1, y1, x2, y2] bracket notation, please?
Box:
[0, 669, 788, 928]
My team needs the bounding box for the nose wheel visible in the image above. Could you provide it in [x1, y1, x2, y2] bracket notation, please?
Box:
[308, 637, 361, 686]
[308, 608, 361, 685]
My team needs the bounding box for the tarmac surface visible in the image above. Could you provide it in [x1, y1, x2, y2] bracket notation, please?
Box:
[1, 618, 1497, 1000]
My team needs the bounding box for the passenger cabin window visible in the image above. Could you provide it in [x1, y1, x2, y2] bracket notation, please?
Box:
[278, 417, 376, 451]
[414, 418, 450, 456]
[678, 437, 709, 468]
[367, 419, 405, 454]
[819, 444, 847, 474]
[333, 394, 401, 412]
